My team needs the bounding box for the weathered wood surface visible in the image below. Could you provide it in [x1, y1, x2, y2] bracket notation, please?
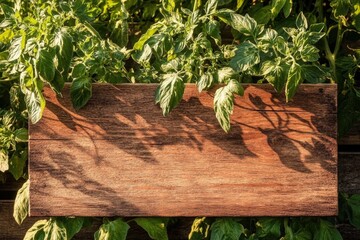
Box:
[29, 84, 337, 216]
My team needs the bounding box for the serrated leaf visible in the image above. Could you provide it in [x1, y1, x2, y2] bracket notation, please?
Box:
[313, 219, 343, 240]
[271, 0, 287, 19]
[285, 63, 302, 101]
[9, 150, 27, 180]
[24, 220, 47, 240]
[216, 11, 258, 36]
[13, 180, 29, 225]
[346, 194, 360, 229]
[210, 218, 244, 240]
[155, 74, 184, 116]
[189, 217, 210, 240]
[283, 0, 293, 17]
[300, 45, 320, 62]
[197, 72, 214, 92]
[230, 41, 260, 72]
[94, 218, 130, 240]
[256, 218, 282, 238]
[214, 79, 243, 132]
[70, 76, 92, 110]
[330, 0, 351, 18]
[134, 218, 169, 240]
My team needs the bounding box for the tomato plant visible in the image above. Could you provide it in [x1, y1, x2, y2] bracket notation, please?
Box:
[1, 0, 360, 239]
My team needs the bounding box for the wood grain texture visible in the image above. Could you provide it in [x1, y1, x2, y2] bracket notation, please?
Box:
[29, 84, 337, 217]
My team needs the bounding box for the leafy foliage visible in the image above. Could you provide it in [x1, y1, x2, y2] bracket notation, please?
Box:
[0, 0, 359, 239]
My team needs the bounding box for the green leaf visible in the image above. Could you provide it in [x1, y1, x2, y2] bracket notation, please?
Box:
[283, 0, 293, 18]
[53, 29, 73, 88]
[8, 36, 22, 61]
[205, 0, 218, 14]
[210, 218, 244, 240]
[216, 67, 235, 83]
[133, 23, 161, 50]
[0, 150, 9, 172]
[252, 6, 272, 24]
[13, 180, 29, 225]
[44, 218, 67, 240]
[302, 65, 328, 83]
[256, 218, 282, 238]
[197, 72, 214, 92]
[36, 49, 56, 83]
[59, 217, 85, 239]
[70, 76, 92, 110]
[216, 11, 258, 36]
[94, 218, 130, 240]
[271, 0, 287, 20]
[9, 150, 27, 180]
[236, 0, 245, 10]
[300, 45, 320, 62]
[230, 41, 260, 72]
[110, 20, 129, 48]
[330, 0, 351, 18]
[313, 219, 343, 240]
[25, 80, 46, 124]
[296, 12, 308, 29]
[285, 62, 302, 102]
[189, 217, 210, 240]
[24, 220, 47, 240]
[205, 19, 221, 44]
[72, 63, 87, 79]
[214, 79, 243, 132]
[155, 74, 184, 116]
[346, 194, 360, 229]
[133, 44, 152, 64]
[162, 0, 176, 12]
[261, 60, 288, 92]
[14, 128, 28, 142]
[134, 218, 169, 240]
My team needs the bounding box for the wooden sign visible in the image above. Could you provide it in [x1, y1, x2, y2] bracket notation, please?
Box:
[29, 84, 337, 217]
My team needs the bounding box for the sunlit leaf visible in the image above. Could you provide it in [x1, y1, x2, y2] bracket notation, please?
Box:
[13, 180, 29, 225]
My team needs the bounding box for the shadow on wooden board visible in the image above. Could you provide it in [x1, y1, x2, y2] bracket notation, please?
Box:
[29, 84, 337, 217]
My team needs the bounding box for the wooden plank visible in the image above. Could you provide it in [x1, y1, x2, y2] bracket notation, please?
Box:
[29, 84, 337, 216]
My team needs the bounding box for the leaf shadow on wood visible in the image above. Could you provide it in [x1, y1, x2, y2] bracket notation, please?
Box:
[233, 85, 336, 174]
[30, 151, 142, 216]
[44, 85, 257, 165]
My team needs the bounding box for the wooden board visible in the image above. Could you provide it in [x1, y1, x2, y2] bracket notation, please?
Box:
[29, 84, 337, 216]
